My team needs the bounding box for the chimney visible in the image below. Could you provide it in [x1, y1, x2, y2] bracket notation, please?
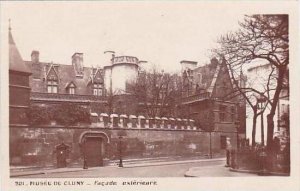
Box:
[180, 60, 197, 72]
[31, 50, 39, 63]
[72, 53, 84, 76]
[210, 57, 219, 66]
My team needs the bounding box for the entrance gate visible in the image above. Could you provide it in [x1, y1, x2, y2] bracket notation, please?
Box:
[84, 137, 103, 167]
[80, 131, 110, 167]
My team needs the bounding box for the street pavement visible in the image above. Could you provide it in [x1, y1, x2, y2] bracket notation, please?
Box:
[11, 159, 257, 178]
[185, 164, 257, 177]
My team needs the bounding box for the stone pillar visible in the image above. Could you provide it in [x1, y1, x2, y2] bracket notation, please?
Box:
[138, 115, 146, 128]
[110, 114, 119, 128]
[129, 115, 137, 128]
[176, 118, 182, 130]
[183, 119, 188, 130]
[120, 114, 128, 128]
[149, 118, 154, 128]
[161, 117, 168, 129]
[189, 119, 196, 130]
[155, 117, 161, 128]
[90, 113, 98, 123]
[169, 118, 175, 129]
[100, 113, 109, 127]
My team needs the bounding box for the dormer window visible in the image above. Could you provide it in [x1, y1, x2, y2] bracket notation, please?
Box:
[68, 84, 75, 94]
[93, 84, 103, 96]
[47, 80, 58, 93]
[65, 82, 76, 95]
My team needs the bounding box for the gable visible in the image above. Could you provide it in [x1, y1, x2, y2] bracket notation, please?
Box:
[65, 81, 76, 89]
[46, 65, 59, 81]
[211, 62, 234, 99]
[93, 69, 104, 84]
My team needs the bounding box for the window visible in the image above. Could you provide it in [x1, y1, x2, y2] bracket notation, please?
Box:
[93, 84, 103, 96]
[47, 80, 58, 93]
[219, 105, 226, 122]
[68, 83, 75, 94]
[69, 87, 75, 94]
[231, 106, 235, 122]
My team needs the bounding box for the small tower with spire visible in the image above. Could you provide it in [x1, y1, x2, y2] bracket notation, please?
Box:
[9, 19, 31, 126]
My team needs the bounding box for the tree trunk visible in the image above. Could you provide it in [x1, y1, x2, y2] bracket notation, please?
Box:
[267, 114, 275, 149]
[252, 113, 258, 147]
[266, 66, 286, 150]
[261, 112, 265, 146]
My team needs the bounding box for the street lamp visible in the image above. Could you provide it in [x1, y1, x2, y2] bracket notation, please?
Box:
[82, 138, 88, 169]
[257, 95, 267, 146]
[118, 136, 124, 167]
[209, 130, 212, 159]
[235, 121, 240, 151]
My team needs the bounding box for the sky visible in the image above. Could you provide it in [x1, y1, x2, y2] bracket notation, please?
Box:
[2, 1, 245, 73]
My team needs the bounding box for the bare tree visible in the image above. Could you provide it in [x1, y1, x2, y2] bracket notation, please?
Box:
[220, 62, 275, 146]
[216, 15, 288, 149]
[127, 67, 181, 118]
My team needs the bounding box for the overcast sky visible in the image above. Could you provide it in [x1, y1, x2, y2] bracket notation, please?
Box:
[3, 2, 245, 72]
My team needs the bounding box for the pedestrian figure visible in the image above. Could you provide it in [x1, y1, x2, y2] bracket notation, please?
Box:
[83, 158, 88, 169]
[225, 137, 232, 167]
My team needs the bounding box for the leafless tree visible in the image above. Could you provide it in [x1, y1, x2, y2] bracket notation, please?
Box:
[127, 67, 181, 118]
[215, 15, 288, 149]
[221, 64, 275, 146]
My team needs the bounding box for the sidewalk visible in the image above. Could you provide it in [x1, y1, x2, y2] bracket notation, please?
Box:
[229, 167, 290, 176]
[185, 165, 289, 177]
[185, 164, 258, 177]
[11, 157, 225, 177]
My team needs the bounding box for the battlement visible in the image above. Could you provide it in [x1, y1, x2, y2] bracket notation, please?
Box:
[90, 113, 200, 131]
[112, 56, 139, 65]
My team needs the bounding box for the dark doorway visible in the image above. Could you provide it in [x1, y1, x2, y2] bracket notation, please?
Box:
[55, 143, 70, 168]
[84, 137, 103, 167]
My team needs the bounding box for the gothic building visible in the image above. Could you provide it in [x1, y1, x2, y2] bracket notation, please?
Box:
[179, 58, 247, 138]
[25, 49, 142, 116]
[9, 27, 243, 168]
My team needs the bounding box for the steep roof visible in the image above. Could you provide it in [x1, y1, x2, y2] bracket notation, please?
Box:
[193, 62, 219, 92]
[25, 61, 103, 95]
[9, 29, 31, 74]
[181, 57, 235, 101]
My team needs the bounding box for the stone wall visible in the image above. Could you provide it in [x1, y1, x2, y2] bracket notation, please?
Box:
[10, 122, 237, 167]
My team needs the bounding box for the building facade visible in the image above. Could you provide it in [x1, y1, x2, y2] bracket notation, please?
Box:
[9, 28, 242, 168]
[179, 58, 246, 137]
[247, 63, 290, 144]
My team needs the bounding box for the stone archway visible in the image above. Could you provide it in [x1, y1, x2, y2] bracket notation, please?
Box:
[79, 131, 110, 167]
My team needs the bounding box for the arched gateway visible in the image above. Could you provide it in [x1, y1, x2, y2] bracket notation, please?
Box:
[79, 131, 110, 167]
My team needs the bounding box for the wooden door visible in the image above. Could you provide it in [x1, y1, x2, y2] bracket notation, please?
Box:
[84, 137, 103, 167]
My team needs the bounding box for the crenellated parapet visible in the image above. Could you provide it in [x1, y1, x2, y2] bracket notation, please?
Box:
[90, 113, 199, 131]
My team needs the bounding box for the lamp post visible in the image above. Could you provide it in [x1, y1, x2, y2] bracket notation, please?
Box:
[82, 139, 88, 169]
[233, 121, 240, 169]
[118, 136, 123, 167]
[209, 131, 212, 159]
[234, 121, 240, 151]
[257, 95, 267, 146]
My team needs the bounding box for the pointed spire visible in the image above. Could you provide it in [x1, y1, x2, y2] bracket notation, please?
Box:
[8, 19, 15, 45]
[9, 18, 11, 31]
[9, 21, 30, 74]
